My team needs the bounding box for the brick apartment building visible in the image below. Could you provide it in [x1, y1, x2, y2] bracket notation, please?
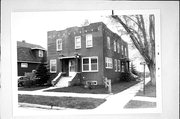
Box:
[47, 22, 130, 87]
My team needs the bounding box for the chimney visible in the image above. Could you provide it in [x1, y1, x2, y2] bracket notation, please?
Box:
[22, 40, 25, 43]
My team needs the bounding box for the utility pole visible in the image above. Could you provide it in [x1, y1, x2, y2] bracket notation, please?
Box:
[140, 62, 146, 95]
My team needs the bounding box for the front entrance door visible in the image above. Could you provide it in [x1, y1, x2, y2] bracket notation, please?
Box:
[69, 59, 75, 76]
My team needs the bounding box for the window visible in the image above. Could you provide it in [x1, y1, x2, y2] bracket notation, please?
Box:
[114, 59, 117, 72]
[86, 34, 93, 48]
[56, 39, 62, 51]
[118, 60, 121, 72]
[50, 59, 57, 73]
[39, 50, 43, 57]
[121, 62, 125, 72]
[121, 45, 124, 56]
[117, 43, 120, 53]
[107, 36, 110, 49]
[21, 63, 28, 68]
[125, 47, 127, 57]
[82, 57, 98, 72]
[114, 41, 116, 52]
[75, 36, 81, 49]
[105, 57, 113, 69]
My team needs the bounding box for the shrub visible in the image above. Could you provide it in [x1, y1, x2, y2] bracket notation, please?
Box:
[35, 57, 50, 86]
[120, 72, 135, 82]
[23, 80, 35, 88]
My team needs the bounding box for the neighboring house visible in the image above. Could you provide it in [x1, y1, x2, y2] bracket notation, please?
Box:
[17, 40, 46, 76]
[47, 22, 130, 87]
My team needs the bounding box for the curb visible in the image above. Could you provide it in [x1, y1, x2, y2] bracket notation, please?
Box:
[19, 103, 68, 110]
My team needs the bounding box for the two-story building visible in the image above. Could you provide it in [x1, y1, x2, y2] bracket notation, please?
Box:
[17, 40, 46, 76]
[47, 22, 130, 87]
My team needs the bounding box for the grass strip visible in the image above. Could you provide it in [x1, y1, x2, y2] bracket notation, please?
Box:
[18, 94, 106, 109]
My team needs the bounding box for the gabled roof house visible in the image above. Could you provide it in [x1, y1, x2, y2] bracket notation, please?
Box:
[17, 40, 47, 76]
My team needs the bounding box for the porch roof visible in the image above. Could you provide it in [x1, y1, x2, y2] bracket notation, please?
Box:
[120, 57, 131, 62]
[58, 56, 80, 59]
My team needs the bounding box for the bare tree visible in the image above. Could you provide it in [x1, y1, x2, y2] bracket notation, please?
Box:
[111, 12, 156, 85]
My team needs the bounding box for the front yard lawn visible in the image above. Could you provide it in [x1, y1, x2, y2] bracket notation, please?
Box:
[18, 94, 106, 109]
[124, 100, 156, 108]
[136, 82, 156, 97]
[18, 86, 50, 91]
[44, 81, 139, 94]
[124, 82, 156, 108]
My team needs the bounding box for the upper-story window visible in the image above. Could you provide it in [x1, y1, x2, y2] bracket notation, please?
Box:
[105, 57, 113, 69]
[121, 45, 124, 56]
[117, 42, 120, 53]
[56, 39, 62, 51]
[39, 50, 43, 57]
[114, 40, 116, 52]
[82, 57, 98, 72]
[75, 36, 81, 49]
[107, 36, 111, 49]
[125, 47, 127, 57]
[86, 34, 93, 48]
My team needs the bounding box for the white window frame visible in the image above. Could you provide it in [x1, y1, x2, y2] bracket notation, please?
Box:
[82, 57, 98, 72]
[105, 57, 113, 69]
[125, 47, 127, 57]
[121, 45, 124, 56]
[114, 40, 117, 52]
[21, 63, 28, 68]
[75, 36, 81, 49]
[86, 34, 93, 48]
[50, 59, 57, 73]
[117, 42, 120, 53]
[118, 60, 121, 72]
[114, 59, 117, 72]
[39, 50, 43, 57]
[107, 36, 111, 49]
[56, 39, 62, 51]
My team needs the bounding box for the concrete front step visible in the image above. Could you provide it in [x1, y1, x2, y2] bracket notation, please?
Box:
[55, 76, 73, 88]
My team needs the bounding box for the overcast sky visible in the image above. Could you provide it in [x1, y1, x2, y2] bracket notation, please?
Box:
[12, 11, 114, 49]
[11, 10, 149, 71]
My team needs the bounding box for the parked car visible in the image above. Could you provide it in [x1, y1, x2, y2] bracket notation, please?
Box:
[18, 76, 29, 87]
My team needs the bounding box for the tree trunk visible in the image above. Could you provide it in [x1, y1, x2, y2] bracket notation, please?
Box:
[148, 63, 156, 86]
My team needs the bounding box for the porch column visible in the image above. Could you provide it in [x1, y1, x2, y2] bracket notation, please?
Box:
[75, 57, 78, 72]
[60, 59, 62, 72]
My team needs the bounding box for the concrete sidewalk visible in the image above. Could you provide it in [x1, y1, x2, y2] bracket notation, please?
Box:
[94, 77, 151, 113]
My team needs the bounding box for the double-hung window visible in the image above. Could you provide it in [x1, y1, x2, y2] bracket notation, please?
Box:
[82, 57, 98, 72]
[117, 42, 120, 53]
[107, 36, 111, 49]
[50, 59, 57, 73]
[114, 59, 117, 72]
[125, 47, 127, 57]
[105, 57, 113, 69]
[86, 34, 93, 48]
[114, 41, 116, 52]
[121, 45, 124, 56]
[75, 36, 81, 49]
[118, 60, 121, 72]
[56, 39, 62, 51]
